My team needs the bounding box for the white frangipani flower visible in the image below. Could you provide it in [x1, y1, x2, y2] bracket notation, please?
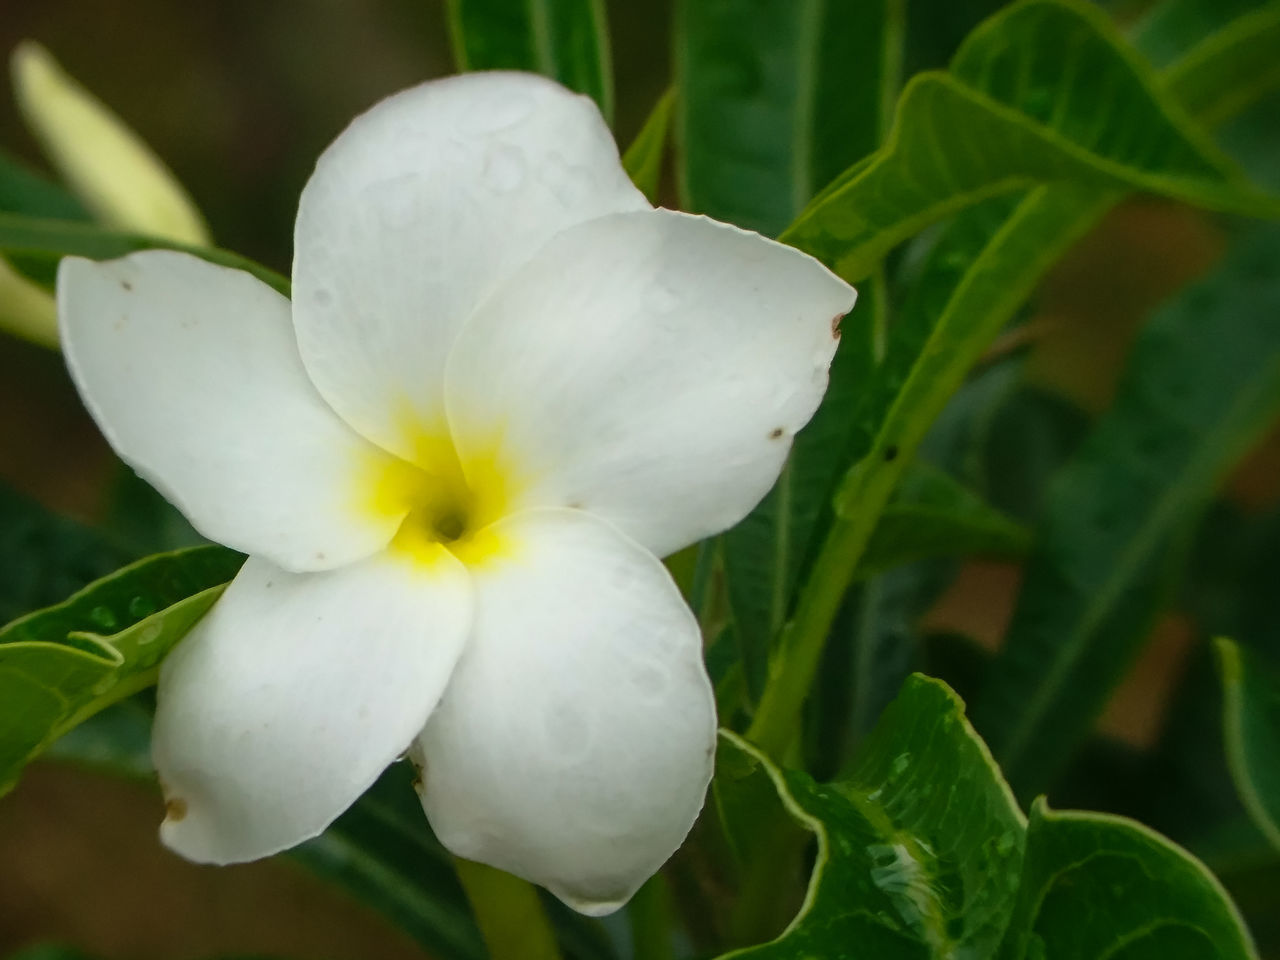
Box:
[57, 72, 855, 915]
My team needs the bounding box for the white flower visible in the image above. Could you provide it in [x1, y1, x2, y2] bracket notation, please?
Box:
[57, 72, 855, 915]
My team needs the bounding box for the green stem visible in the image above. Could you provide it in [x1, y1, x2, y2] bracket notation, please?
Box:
[746, 499, 882, 759]
[628, 874, 677, 960]
[453, 857, 563, 960]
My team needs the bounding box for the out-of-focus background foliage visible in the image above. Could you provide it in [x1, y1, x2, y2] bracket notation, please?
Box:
[1, 0, 1277, 956]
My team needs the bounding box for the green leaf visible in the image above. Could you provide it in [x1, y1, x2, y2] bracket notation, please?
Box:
[703, 0, 904, 698]
[445, 0, 614, 122]
[973, 224, 1280, 799]
[0, 211, 290, 296]
[749, 0, 1280, 754]
[785, 0, 1278, 284]
[998, 799, 1258, 959]
[0, 481, 131, 624]
[1131, 0, 1271, 68]
[724, 280, 884, 701]
[0, 148, 88, 219]
[676, 0, 903, 236]
[855, 462, 1031, 578]
[749, 186, 1109, 756]
[1216, 638, 1280, 851]
[621, 88, 674, 204]
[0, 544, 243, 794]
[809, 562, 955, 779]
[1159, 3, 1280, 126]
[717, 675, 1026, 958]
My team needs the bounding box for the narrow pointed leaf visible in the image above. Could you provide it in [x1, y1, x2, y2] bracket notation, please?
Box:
[676, 0, 902, 236]
[974, 224, 1280, 798]
[1216, 638, 1280, 851]
[1159, 3, 1280, 125]
[998, 799, 1257, 959]
[445, 0, 613, 122]
[785, 0, 1279, 284]
[621, 88, 674, 204]
[0, 211, 290, 296]
[1130, 0, 1271, 68]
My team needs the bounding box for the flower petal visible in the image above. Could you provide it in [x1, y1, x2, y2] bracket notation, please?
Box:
[291, 72, 647, 458]
[59, 251, 404, 572]
[154, 550, 471, 864]
[444, 209, 856, 558]
[414, 508, 716, 915]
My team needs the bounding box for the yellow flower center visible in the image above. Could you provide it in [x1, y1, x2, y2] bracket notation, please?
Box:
[363, 423, 516, 568]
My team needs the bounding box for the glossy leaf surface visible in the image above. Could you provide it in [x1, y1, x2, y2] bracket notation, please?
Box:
[997, 800, 1257, 959]
[0, 544, 242, 794]
[720, 675, 1025, 957]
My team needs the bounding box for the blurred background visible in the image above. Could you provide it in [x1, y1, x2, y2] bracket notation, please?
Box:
[0, 0, 1275, 957]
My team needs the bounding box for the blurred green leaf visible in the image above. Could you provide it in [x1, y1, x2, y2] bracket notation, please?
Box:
[810, 561, 954, 779]
[716, 675, 1025, 958]
[0, 544, 242, 795]
[621, 88, 674, 204]
[786, 0, 1278, 285]
[1216, 638, 1280, 851]
[1130, 0, 1271, 68]
[445, 0, 614, 122]
[0, 212, 289, 296]
[0, 482, 129, 625]
[676, 0, 903, 236]
[855, 462, 1031, 578]
[997, 800, 1258, 959]
[974, 224, 1280, 799]
[0, 147, 87, 219]
[1160, 3, 1280, 125]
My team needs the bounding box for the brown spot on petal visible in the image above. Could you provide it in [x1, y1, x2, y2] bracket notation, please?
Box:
[769, 427, 785, 440]
[165, 796, 188, 823]
[831, 313, 843, 338]
[121, 280, 133, 291]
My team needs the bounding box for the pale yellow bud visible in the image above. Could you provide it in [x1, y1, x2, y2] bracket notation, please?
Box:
[11, 41, 210, 246]
[0, 256, 57, 348]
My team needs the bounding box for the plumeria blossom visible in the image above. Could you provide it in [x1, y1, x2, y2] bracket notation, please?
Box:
[57, 72, 854, 914]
